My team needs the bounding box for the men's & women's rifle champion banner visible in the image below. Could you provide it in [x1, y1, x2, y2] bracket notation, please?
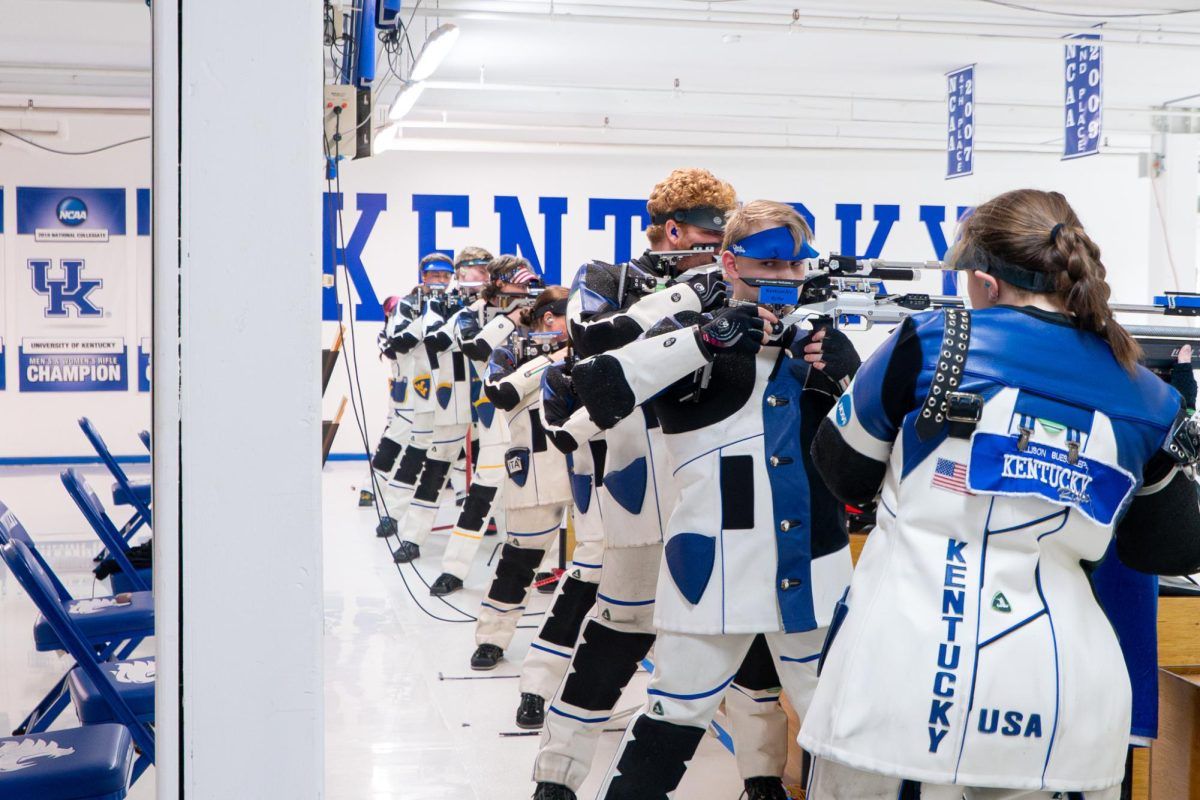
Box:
[15, 187, 130, 392]
[1064, 32, 1102, 160]
[946, 64, 975, 180]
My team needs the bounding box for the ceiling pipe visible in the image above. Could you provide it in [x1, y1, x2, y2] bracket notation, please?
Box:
[377, 134, 1144, 158]
[420, 80, 1200, 119]
[388, 118, 1147, 153]
[407, 3, 1200, 50]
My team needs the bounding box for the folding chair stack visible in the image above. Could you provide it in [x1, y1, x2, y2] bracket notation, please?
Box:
[0, 420, 157, 798]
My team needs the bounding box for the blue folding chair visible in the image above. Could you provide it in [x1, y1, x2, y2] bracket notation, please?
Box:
[0, 503, 153, 735]
[1, 539, 154, 781]
[0, 724, 135, 800]
[61, 469, 151, 595]
[78, 418, 151, 534]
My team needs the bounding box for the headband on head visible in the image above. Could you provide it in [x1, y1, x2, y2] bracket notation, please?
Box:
[952, 243, 1059, 293]
[1050, 223, 1065, 245]
[650, 205, 729, 233]
[497, 263, 540, 286]
[729, 225, 820, 262]
[456, 258, 492, 268]
[544, 298, 569, 317]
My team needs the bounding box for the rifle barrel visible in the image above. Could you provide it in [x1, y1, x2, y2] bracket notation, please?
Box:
[1128, 325, 1200, 339]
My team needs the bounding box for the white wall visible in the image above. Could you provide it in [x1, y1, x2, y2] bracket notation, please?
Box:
[324, 145, 1153, 458]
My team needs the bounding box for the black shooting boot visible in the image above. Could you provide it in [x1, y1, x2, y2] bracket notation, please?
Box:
[470, 643, 503, 671]
[516, 692, 545, 729]
[429, 573, 463, 596]
[392, 540, 420, 564]
[533, 784, 577, 800]
[743, 776, 789, 800]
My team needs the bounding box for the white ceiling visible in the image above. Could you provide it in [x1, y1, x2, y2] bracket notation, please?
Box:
[3, 0, 1200, 153]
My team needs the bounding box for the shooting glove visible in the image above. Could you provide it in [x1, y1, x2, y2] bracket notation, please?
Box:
[790, 324, 862, 386]
[698, 305, 766, 358]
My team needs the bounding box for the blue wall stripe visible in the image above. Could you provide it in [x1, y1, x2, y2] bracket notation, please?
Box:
[0, 455, 150, 467]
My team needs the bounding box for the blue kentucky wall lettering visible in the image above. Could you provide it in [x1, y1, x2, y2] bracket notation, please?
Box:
[323, 191, 387, 322]
[322, 192, 972, 323]
[495, 196, 568, 285]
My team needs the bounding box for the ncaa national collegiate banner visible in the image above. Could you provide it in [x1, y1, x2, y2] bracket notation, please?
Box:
[15, 187, 130, 392]
[946, 64, 975, 180]
[1064, 32, 1102, 160]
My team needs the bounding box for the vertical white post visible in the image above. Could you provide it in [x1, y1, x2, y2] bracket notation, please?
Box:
[153, 1, 324, 797]
[1147, 126, 1200, 296]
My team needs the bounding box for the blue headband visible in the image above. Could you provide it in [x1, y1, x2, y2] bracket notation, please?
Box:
[421, 261, 454, 275]
[729, 226, 819, 261]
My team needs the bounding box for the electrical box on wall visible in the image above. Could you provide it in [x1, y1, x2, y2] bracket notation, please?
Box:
[323, 84, 358, 158]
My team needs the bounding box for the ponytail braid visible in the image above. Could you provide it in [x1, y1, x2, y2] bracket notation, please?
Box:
[1051, 224, 1141, 372]
[959, 189, 1142, 373]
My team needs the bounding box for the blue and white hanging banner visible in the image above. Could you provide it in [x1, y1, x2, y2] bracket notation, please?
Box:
[16, 187, 126, 242]
[138, 337, 151, 392]
[946, 65, 975, 180]
[1064, 32, 1103, 160]
[19, 337, 129, 392]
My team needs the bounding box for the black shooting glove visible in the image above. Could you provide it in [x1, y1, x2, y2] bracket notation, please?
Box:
[789, 323, 861, 387]
[671, 264, 729, 313]
[698, 305, 766, 358]
[1171, 362, 1198, 414]
[542, 362, 581, 429]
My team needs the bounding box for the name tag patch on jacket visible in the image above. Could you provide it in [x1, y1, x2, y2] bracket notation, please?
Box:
[967, 432, 1135, 525]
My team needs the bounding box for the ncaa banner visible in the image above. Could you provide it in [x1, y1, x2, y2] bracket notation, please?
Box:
[946, 65, 975, 179]
[1064, 32, 1102, 160]
[19, 337, 128, 392]
[14, 187, 129, 392]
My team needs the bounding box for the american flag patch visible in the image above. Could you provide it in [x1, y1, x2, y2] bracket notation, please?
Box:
[931, 458, 972, 496]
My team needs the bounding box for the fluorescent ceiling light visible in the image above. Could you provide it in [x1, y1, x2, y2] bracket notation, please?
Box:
[388, 82, 426, 121]
[410, 23, 460, 82]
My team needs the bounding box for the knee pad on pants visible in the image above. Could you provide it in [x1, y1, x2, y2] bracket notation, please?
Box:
[413, 458, 452, 503]
[559, 620, 654, 711]
[372, 437, 403, 473]
[537, 576, 599, 650]
[392, 445, 427, 486]
[458, 483, 499, 532]
[487, 543, 544, 605]
[603, 714, 706, 800]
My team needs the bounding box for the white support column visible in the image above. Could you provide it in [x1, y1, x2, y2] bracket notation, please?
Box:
[153, 2, 324, 797]
[1147, 122, 1200, 296]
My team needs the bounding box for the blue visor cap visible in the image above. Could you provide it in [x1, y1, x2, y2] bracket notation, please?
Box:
[421, 260, 455, 275]
[729, 226, 819, 262]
